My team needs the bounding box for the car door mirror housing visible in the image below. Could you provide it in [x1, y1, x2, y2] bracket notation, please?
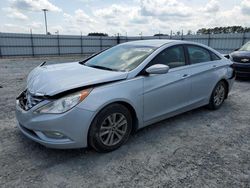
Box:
[145, 64, 170, 74]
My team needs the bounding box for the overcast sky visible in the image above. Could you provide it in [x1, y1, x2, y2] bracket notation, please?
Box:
[0, 0, 250, 36]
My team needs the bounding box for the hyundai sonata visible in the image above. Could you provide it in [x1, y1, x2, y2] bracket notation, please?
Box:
[16, 40, 235, 152]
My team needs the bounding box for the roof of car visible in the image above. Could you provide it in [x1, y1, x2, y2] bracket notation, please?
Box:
[119, 39, 223, 58]
[122, 39, 177, 48]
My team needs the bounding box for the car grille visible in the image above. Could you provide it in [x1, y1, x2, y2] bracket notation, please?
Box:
[234, 66, 250, 73]
[18, 90, 44, 110]
[233, 57, 250, 63]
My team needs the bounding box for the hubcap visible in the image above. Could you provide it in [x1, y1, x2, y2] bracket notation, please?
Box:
[214, 84, 225, 106]
[99, 113, 128, 146]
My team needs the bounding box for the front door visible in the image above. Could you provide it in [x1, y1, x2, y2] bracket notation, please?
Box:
[143, 45, 192, 123]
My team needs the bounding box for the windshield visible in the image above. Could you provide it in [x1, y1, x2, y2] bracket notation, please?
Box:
[239, 42, 250, 51]
[84, 44, 155, 71]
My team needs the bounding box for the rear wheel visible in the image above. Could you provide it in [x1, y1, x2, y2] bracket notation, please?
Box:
[88, 104, 132, 152]
[208, 81, 227, 110]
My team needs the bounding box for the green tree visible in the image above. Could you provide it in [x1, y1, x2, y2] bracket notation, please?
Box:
[88, 32, 108, 36]
[197, 26, 250, 34]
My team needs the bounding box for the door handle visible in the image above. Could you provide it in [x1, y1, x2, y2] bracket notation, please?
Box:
[182, 74, 189, 78]
[212, 65, 217, 68]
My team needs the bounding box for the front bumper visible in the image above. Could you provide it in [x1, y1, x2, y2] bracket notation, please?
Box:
[232, 62, 250, 78]
[15, 101, 95, 149]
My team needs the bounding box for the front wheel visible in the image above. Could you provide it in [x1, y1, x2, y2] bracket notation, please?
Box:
[88, 104, 132, 152]
[208, 81, 227, 110]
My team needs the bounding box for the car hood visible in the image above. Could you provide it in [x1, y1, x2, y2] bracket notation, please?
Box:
[231, 51, 250, 58]
[27, 62, 128, 96]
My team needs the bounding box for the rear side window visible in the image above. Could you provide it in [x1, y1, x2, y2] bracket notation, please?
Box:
[151, 45, 186, 69]
[187, 45, 211, 64]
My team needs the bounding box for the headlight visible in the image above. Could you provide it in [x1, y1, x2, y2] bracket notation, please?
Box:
[34, 89, 92, 114]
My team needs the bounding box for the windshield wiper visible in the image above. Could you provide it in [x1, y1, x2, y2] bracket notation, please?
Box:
[86, 65, 118, 71]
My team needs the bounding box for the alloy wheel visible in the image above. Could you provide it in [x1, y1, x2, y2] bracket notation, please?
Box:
[213, 84, 225, 106]
[99, 113, 128, 146]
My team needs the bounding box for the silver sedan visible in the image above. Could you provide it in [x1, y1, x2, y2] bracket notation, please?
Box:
[16, 40, 235, 152]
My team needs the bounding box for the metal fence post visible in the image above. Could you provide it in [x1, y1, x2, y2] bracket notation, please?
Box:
[80, 33, 83, 54]
[117, 33, 120, 44]
[242, 31, 246, 46]
[208, 33, 211, 47]
[0, 39, 2, 58]
[100, 36, 102, 51]
[57, 34, 60, 55]
[30, 29, 35, 56]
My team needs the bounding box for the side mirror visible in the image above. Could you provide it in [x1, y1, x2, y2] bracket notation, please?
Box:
[234, 48, 239, 51]
[146, 64, 169, 74]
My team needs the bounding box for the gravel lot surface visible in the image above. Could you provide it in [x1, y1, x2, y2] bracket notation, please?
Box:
[0, 57, 250, 188]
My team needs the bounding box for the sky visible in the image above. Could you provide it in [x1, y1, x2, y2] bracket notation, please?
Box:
[0, 0, 250, 36]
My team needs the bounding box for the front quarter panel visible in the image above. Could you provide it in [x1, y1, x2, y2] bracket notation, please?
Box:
[77, 77, 144, 128]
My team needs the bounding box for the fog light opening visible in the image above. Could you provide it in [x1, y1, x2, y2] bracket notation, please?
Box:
[43, 131, 67, 139]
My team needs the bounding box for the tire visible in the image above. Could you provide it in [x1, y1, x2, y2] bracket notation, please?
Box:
[88, 104, 132, 152]
[208, 81, 227, 110]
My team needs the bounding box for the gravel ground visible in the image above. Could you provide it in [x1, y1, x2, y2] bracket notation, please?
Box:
[0, 57, 250, 188]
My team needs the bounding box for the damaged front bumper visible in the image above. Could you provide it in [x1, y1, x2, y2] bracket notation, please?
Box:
[15, 94, 95, 149]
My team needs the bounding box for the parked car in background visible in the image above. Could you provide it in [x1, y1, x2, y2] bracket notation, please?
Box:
[16, 40, 235, 152]
[228, 41, 250, 78]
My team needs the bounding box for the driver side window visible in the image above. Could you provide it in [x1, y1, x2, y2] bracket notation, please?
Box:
[150, 46, 186, 69]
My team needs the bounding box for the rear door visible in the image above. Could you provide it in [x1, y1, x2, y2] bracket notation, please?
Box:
[143, 45, 192, 123]
[184, 44, 222, 105]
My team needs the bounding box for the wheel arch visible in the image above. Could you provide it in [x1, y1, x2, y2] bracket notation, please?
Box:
[220, 78, 229, 99]
[114, 101, 139, 133]
[209, 78, 229, 99]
